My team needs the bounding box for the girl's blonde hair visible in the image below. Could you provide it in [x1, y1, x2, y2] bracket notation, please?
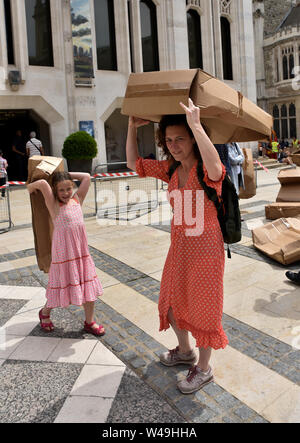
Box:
[50, 171, 73, 200]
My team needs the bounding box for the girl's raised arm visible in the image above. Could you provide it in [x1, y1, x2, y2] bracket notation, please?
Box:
[27, 179, 56, 219]
[69, 172, 90, 205]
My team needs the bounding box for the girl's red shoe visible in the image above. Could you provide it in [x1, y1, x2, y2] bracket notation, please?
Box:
[84, 321, 105, 336]
[39, 309, 54, 332]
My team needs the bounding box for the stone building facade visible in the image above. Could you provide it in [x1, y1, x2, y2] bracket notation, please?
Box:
[1, 0, 258, 178]
[253, 0, 300, 141]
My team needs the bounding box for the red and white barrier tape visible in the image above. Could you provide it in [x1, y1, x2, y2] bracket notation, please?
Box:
[93, 172, 138, 178]
[8, 181, 26, 185]
[254, 160, 269, 172]
[2, 173, 138, 187]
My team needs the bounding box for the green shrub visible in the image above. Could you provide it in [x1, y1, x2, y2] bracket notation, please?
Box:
[62, 131, 98, 160]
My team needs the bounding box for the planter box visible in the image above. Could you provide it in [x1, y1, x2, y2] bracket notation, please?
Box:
[67, 159, 93, 174]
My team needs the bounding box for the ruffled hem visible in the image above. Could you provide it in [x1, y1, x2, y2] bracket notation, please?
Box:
[159, 314, 228, 350]
[46, 277, 103, 308]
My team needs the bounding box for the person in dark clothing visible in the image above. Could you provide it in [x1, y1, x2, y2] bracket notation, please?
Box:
[214, 144, 231, 175]
[12, 130, 27, 180]
[286, 271, 300, 284]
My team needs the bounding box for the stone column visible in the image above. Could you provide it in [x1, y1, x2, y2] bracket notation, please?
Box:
[163, 0, 189, 70]
[61, 0, 76, 134]
[235, 0, 257, 103]
[211, 0, 223, 79]
[114, 0, 131, 73]
[0, 0, 8, 72]
[253, 2, 265, 82]
[130, 0, 143, 72]
[10, 0, 27, 81]
[201, 0, 215, 75]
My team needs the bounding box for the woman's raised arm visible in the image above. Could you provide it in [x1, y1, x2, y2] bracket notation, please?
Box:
[126, 117, 150, 171]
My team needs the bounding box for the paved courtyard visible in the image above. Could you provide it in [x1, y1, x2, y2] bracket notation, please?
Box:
[0, 165, 299, 423]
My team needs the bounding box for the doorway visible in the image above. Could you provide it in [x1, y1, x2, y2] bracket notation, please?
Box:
[0, 109, 51, 180]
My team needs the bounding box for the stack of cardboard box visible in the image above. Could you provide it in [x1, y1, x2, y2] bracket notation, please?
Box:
[265, 168, 300, 220]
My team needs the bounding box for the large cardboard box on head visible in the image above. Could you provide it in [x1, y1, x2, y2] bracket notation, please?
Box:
[276, 168, 300, 202]
[121, 69, 273, 144]
[27, 156, 64, 273]
[252, 217, 300, 265]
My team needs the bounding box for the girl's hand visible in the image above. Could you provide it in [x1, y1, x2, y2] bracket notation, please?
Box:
[180, 98, 201, 130]
[129, 116, 150, 129]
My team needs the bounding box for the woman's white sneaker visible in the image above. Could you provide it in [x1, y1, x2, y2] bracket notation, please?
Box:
[159, 346, 197, 367]
[177, 365, 214, 394]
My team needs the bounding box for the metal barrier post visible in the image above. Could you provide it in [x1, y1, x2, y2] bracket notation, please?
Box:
[0, 184, 12, 233]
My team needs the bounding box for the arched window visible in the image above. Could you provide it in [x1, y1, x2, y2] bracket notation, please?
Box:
[94, 0, 117, 71]
[187, 9, 203, 69]
[273, 105, 280, 137]
[283, 55, 288, 80]
[25, 0, 54, 66]
[281, 105, 288, 139]
[289, 54, 294, 79]
[220, 17, 233, 80]
[4, 0, 14, 64]
[289, 103, 296, 138]
[140, 0, 159, 72]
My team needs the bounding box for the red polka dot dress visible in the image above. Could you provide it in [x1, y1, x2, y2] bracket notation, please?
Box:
[136, 158, 228, 350]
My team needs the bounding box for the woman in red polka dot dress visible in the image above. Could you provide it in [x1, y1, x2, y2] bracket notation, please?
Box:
[126, 99, 228, 394]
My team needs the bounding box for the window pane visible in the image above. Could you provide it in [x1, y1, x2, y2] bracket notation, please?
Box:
[289, 103, 296, 116]
[289, 54, 294, 78]
[140, 0, 159, 72]
[274, 119, 280, 139]
[281, 104, 287, 117]
[187, 10, 203, 69]
[25, 0, 54, 66]
[281, 119, 288, 139]
[4, 0, 14, 64]
[283, 55, 288, 80]
[94, 0, 117, 71]
[273, 105, 279, 118]
[290, 118, 296, 138]
[221, 17, 233, 80]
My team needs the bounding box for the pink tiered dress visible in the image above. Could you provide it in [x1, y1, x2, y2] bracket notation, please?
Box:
[46, 196, 103, 308]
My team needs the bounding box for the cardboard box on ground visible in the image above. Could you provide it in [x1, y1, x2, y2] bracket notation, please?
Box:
[253, 168, 300, 265]
[26, 156, 64, 273]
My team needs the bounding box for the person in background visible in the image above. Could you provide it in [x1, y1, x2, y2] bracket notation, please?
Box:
[214, 144, 231, 175]
[292, 137, 299, 152]
[278, 147, 296, 168]
[227, 142, 245, 196]
[26, 132, 44, 158]
[12, 130, 27, 181]
[0, 149, 8, 198]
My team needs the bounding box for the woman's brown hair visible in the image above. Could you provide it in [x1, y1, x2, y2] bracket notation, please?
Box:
[156, 114, 210, 162]
[50, 171, 73, 200]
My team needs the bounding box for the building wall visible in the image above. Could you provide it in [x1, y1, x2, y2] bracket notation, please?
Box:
[0, 0, 259, 169]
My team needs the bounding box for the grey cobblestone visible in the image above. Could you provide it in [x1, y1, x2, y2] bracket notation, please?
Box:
[121, 351, 138, 361]
[233, 405, 256, 421]
[131, 358, 147, 369]
[215, 392, 241, 409]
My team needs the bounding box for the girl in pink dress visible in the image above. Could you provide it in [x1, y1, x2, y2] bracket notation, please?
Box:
[27, 171, 105, 336]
